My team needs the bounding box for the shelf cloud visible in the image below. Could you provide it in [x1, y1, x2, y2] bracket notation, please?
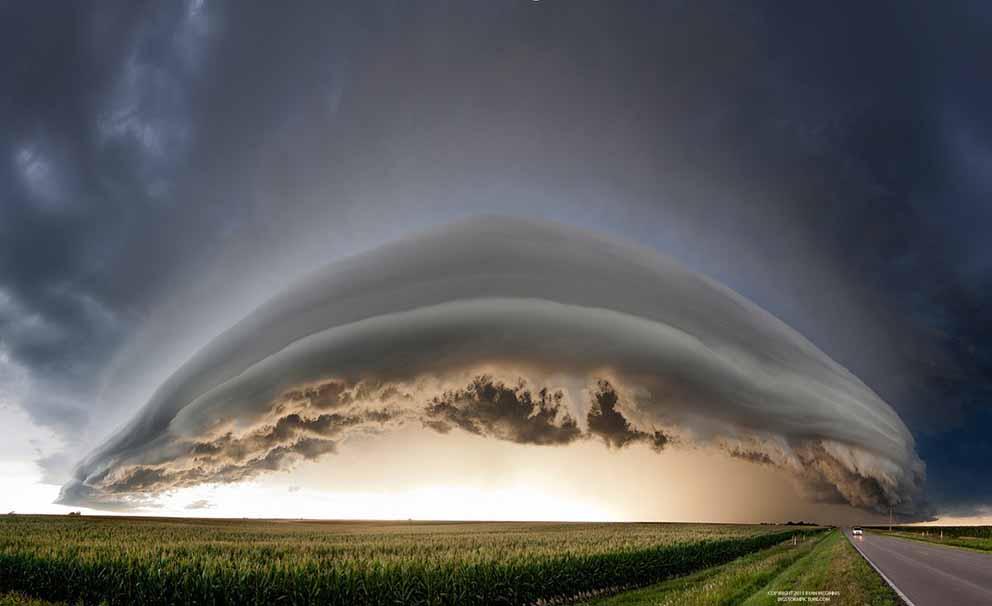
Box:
[58, 217, 927, 517]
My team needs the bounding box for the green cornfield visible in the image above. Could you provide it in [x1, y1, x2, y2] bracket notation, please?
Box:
[0, 516, 815, 606]
[868, 525, 992, 540]
[868, 524, 992, 551]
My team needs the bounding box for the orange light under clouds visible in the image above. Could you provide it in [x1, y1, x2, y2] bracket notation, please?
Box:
[105, 426, 895, 525]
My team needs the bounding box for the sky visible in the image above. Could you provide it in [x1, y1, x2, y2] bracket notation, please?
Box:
[1, 1, 991, 525]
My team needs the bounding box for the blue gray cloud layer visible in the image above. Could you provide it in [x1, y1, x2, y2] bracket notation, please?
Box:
[4, 1, 990, 515]
[60, 219, 926, 515]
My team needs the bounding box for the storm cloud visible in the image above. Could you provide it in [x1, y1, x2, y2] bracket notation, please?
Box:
[59, 218, 927, 516]
[587, 380, 670, 452]
[3, 2, 991, 519]
[423, 376, 582, 446]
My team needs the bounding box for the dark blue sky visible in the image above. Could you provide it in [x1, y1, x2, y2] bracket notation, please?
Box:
[2, 0, 990, 517]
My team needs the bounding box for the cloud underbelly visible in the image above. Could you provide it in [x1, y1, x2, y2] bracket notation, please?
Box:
[59, 218, 927, 516]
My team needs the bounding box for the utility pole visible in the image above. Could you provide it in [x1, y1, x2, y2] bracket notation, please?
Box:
[889, 505, 893, 531]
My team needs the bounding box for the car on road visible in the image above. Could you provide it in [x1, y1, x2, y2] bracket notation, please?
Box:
[852, 527, 863, 536]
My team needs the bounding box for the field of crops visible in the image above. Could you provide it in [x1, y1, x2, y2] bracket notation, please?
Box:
[869, 525, 992, 539]
[0, 516, 814, 605]
[869, 525, 992, 551]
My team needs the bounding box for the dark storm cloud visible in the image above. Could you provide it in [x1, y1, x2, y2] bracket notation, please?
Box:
[0, 0, 218, 435]
[84, 373, 674, 497]
[423, 377, 669, 451]
[743, 3, 992, 513]
[727, 449, 775, 467]
[424, 376, 581, 446]
[59, 219, 927, 517]
[86, 409, 400, 495]
[587, 381, 669, 452]
[2, 0, 990, 517]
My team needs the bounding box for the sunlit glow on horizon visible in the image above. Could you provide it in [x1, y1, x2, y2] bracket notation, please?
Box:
[910, 514, 992, 527]
[1, 419, 920, 525]
[152, 482, 618, 522]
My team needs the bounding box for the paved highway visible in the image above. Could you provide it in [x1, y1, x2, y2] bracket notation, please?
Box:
[845, 529, 992, 605]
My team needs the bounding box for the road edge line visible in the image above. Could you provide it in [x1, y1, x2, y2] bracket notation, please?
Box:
[845, 530, 916, 606]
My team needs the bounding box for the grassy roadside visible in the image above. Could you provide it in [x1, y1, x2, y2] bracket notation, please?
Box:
[872, 529, 992, 553]
[743, 530, 897, 606]
[583, 530, 898, 606]
[582, 534, 824, 606]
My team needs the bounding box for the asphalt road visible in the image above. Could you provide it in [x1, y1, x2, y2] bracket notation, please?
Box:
[845, 529, 992, 606]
